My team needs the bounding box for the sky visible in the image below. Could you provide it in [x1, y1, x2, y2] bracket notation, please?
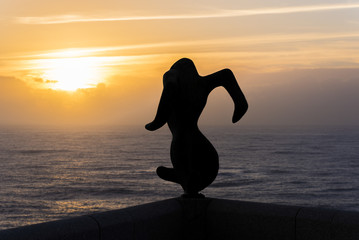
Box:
[1, 0, 359, 126]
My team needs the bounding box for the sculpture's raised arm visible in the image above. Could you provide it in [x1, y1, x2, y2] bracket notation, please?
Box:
[203, 68, 248, 123]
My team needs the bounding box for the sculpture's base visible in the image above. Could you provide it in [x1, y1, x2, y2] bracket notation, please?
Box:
[181, 193, 205, 199]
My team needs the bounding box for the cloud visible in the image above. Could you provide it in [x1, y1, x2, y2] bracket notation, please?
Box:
[0, 74, 160, 126]
[29, 32, 359, 56]
[33, 77, 44, 83]
[11, 32, 359, 68]
[31, 77, 57, 84]
[16, 3, 359, 24]
[45, 80, 58, 84]
[3, 30, 358, 90]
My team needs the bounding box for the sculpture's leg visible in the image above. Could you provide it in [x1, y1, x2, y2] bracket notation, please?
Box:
[181, 174, 206, 198]
[156, 166, 181, 185]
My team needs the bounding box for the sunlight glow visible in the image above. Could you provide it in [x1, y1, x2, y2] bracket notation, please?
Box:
[16, 50, 150, 91]
[38, 57, 105, 91]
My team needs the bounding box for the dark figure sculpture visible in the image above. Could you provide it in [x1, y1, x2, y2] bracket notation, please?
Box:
[146, 58, 248, 196]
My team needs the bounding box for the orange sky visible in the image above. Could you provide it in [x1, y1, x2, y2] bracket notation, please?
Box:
[1, 0, 359, 126]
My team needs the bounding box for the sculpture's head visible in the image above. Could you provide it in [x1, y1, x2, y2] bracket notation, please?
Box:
[145, 58, 200, 131]
[170, 58, 199, 76]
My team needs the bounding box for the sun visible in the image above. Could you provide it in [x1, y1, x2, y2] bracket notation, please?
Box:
[39, 57, 104, 91]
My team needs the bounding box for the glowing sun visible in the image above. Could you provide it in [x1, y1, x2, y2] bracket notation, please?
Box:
[39, 57, 104, 91]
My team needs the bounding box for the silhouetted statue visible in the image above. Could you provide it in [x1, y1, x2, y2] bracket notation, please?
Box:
[146, 58, 248, 197]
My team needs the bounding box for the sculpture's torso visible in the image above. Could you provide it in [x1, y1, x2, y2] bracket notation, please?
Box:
[168, 122, 219, 194]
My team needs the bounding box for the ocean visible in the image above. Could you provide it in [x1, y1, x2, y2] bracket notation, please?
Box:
[0, 125, 358, 230]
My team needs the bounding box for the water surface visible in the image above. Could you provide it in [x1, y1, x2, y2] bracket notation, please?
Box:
[0, 125, 358, 229]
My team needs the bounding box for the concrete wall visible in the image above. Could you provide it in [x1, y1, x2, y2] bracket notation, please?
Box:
[206, 199, 359, 240]
[0, 198, 358, 240]
[0, 198, 183, 240]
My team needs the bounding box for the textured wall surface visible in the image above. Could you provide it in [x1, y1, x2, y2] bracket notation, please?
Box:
[1, 198, 358, 240]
